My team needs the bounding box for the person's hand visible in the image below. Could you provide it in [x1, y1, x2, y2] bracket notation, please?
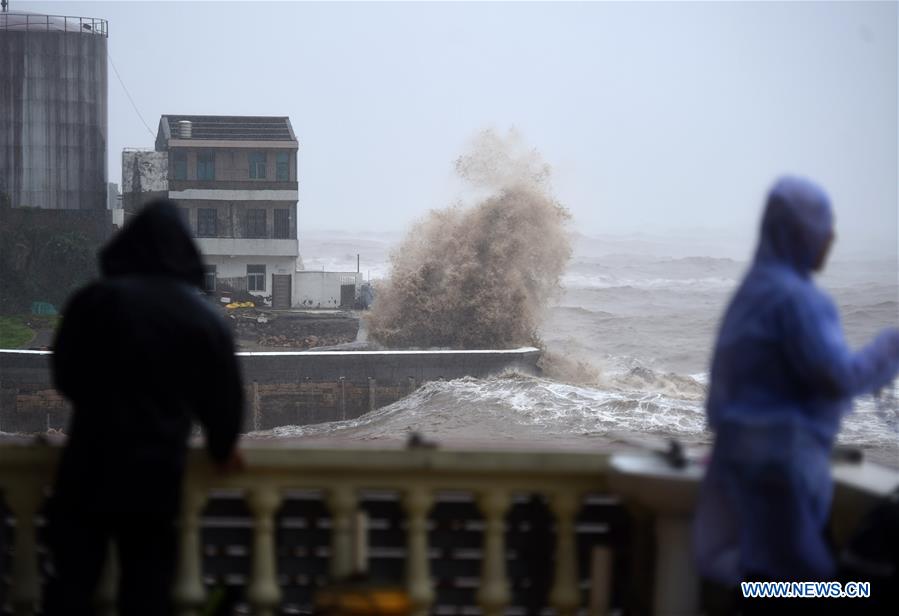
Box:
[215, 448, 246, 474]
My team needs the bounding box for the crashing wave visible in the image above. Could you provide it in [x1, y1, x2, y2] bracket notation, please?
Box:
[247, 372, 709, 444]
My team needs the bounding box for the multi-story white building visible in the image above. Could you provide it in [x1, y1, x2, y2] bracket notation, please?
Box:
[124, 115, 300, 308]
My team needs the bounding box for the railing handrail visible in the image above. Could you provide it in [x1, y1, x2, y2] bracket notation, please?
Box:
[0, 441, 612, 482]
[1, 439, 892, 496]
[0, 12, 108, 37]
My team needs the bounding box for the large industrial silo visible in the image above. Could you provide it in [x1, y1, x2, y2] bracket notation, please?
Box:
[0, 9, 108, 210]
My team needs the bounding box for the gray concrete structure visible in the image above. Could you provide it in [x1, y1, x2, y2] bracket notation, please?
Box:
[0, 348, 541, 433]
[0, 11, 108, 210]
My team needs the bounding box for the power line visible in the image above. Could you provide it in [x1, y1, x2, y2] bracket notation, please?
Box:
[108, 51, 156, 139]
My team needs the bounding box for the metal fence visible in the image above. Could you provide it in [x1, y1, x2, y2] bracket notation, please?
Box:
[218, 276, 249, 294]
[0, 12, 108, 37]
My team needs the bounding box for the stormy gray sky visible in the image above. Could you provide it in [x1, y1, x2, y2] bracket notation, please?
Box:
[19, 0, 899, 260]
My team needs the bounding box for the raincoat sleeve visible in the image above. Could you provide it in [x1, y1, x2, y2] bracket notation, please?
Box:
[780, 289, 899, 399]
[192, 323, 244, 464]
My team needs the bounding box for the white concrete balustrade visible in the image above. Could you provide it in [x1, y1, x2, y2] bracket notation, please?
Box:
[0, 443, 891, 616]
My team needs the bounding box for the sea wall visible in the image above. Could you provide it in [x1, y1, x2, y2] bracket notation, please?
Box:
[0, 348, 541, 433]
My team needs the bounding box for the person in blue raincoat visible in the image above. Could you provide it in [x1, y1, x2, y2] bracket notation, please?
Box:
[693, 176, 899, 585]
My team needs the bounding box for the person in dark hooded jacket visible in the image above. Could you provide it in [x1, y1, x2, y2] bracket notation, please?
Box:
[44, 199, 244, 616]
[692, 177, 899, 590]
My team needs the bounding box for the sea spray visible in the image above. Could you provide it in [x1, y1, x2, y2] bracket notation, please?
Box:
[537, 352, 602, 385]
[367, 129, 571, 348]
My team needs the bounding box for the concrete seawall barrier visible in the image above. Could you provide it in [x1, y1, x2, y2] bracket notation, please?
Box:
[0, 348, 541, 433]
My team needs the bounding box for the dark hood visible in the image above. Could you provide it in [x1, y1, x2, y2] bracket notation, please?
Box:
[100, 199, 204, 287]
[754, 176, 833, 275]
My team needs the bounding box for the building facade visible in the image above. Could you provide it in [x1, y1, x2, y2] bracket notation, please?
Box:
[124, 115, 300, 308]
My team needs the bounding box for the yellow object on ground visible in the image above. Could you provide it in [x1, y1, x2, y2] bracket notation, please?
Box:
[315, 585, 411, 616]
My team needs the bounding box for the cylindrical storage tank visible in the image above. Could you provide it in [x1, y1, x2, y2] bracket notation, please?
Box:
[0, 11, 108, 210]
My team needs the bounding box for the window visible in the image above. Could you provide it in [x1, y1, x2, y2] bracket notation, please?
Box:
[197, 150, 215, 180]
[245, 209, 266, 238]
[247, 264, 266, 292]
[274, 208, 291, 239]
[276, 152, 289, 181]
[249, 152, 266, 178]
[203, 265, 216, 292]
[197, 208, 217, 237]
[173, 150, 187, 180]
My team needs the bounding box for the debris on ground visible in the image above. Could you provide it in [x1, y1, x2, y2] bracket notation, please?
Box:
[222, 307, 360, 350]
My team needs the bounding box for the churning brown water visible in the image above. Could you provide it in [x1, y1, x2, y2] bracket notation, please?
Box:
[366, 129, 571, 350]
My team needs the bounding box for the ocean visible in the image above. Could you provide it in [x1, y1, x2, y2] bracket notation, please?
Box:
[259, 231, 899, 466]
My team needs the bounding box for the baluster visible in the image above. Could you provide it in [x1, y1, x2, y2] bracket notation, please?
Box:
[327, 485, 358, 579]
[476, 490, 510, 616]
[172, 487, 209, 616]
[549, 491, 580, 616]
[247, 485, 283, 616]
[354, 510, 369, 573]
[7, 483, 42, 616]
[653, 515, 699, 615]
[402, 487, 434, 616]
[94, 540, 118, 616]
[589, 546, 613, 616]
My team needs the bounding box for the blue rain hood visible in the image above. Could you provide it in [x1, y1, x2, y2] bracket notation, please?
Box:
[755, 176, 834, 274]
[693, 176, 899, 584]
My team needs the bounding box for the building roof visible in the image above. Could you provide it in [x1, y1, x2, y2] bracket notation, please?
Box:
[160, 115, 296, 142]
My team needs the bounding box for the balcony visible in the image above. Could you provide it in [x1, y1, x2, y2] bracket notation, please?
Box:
[0, 442, 891, 615]
[196, 237, 299, 258]
[168, 180, 298, 192]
